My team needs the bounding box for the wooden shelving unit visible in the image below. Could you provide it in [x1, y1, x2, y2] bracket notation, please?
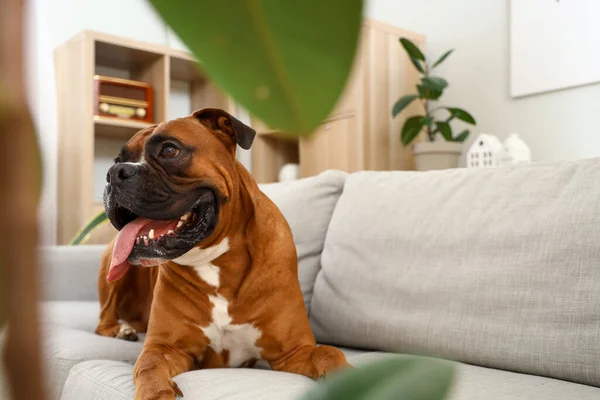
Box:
[54, 30, 234, 245]
[249, 19, 426, 183]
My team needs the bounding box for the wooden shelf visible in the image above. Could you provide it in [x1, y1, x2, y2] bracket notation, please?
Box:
[95, 40, 162, 71]
[94, 116, 152, 139]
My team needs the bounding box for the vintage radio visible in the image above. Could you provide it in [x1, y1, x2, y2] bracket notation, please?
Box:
[93, 75, 153, 123]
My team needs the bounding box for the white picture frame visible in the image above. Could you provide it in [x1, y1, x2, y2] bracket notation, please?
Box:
[510, 0, 600, 97]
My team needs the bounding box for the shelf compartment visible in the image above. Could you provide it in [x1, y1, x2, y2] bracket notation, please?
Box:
[94, 115, 152, 139]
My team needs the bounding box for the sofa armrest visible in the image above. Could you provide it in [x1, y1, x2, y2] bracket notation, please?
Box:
[39, 245, 107, 302]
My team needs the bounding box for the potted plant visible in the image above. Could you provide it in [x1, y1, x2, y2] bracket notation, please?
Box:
[392, 38, 476, 171]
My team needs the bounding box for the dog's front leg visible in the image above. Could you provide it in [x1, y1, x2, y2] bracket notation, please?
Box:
[133, 343, 194, 400]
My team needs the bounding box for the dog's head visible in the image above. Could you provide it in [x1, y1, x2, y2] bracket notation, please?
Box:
[103, 108, 256, 282]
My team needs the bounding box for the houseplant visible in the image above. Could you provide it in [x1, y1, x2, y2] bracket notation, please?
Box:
[392, 38, 476, 171]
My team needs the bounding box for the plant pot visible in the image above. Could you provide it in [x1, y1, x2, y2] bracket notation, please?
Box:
[413, 141, 463, 171]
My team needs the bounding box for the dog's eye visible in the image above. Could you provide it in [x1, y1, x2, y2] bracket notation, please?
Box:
[160, 145, 180, 159]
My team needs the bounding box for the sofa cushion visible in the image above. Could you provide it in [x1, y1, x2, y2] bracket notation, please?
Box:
[60, 347, 378, 400]
[24, 301, 144, 400]
[259, 170, 347, 312]
[61, 353, 600, 400]
[61, 360, 315, 400]
[310, 158, 600, 387]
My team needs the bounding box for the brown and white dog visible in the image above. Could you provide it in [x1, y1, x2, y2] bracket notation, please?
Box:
[95, 108, 350, 399]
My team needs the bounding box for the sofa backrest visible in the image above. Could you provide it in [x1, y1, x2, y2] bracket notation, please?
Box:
[310, 158, 600, 387]
[259, 170, 347, 313]
[39, 245, 106, 301]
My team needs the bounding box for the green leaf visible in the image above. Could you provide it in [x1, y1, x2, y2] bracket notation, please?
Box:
[435, 121, 452, 141]
[409, 57, 425, 74]
[401, 116, 427, 146]
[417, 84, 442, 100]
[299, 355, 455, 400]
[149, 0, 364, 136]
[452, 129, 470, 142]
[421, 76, 448, 91]
[69, 211, 110, 245]
[392, 95, 418, 117]
[432, 49, 454, 68]
[399, 38, 425, 61]
[446, 108, 476, 125]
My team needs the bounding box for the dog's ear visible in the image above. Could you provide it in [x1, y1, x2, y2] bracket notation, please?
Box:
[192, 108, 256, 150]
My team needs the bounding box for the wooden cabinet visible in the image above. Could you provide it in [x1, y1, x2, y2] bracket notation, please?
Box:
[250, 19, 426, 183]
[299, 116, 358, 177]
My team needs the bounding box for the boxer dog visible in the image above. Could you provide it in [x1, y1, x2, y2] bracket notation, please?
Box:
[95, 108, 350, 399]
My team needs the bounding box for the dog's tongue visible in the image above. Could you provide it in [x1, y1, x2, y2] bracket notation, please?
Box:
[107, 217, 152, 282]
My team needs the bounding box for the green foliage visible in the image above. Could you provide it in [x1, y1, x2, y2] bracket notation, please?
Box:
[435, 121, 452, 141]
[446, 107, 476, 124]
[300, 355, 455, 400]
[69, 210, 109, 245]
[453, 130, 470, 143]
[432, 50, 454, 69]
[401, 116, 428, 146]
[392, 95, 418, 117]
[148, 0, 364, 136]
[391, 37, 476, 146]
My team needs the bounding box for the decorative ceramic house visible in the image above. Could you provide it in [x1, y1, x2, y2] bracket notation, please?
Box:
[501, 133, 531, 165]
[466, 133, 504, 168]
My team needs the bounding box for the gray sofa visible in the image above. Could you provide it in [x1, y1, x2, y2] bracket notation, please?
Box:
[22, 159, 600, 399]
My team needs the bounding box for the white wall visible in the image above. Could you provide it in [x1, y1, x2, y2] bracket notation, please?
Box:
[365, 0, 600, 165]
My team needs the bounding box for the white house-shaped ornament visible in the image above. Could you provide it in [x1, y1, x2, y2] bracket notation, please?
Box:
[501, 133, 531, 165]
[466, 133, 504, 168]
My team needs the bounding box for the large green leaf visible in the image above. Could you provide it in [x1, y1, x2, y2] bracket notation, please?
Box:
[401, 116, 427, 146]
[446, 107, 476, 125]
[149, 0, 364, 136]
[392, 95, 418, 117]
[432, 49, 454, 69]
[69, 211, 110, 245]
[435, 121, 453, 141]
[399, 38, 425, 61]
[299, 355, 455, 400]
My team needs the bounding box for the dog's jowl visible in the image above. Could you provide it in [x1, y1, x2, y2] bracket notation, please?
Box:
[95, 108, 350, 400]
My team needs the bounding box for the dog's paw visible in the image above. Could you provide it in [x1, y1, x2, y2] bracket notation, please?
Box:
[116, 322, 138, 341]
[171, 381, 183, 398]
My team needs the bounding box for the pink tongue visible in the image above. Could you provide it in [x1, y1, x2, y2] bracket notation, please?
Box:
[107, 217, 152, 282]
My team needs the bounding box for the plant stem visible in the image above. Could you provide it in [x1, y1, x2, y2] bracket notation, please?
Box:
[421, 98, 435, 142]
[421, 63, 435, 141]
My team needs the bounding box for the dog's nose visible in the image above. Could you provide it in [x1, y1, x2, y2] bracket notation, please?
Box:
[107, 163, 138, 184]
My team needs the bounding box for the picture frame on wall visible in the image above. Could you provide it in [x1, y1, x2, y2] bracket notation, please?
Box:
[510, 0, 600, 97]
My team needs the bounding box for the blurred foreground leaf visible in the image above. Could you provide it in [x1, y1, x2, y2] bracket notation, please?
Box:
[300, 355, 455, 400]
[149, 0, 364, 136]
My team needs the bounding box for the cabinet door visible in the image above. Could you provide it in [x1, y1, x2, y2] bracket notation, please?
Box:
[299, 116, 359, 178]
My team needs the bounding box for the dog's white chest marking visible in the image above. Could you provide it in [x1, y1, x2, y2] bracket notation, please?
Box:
[173, 238, 263, 367]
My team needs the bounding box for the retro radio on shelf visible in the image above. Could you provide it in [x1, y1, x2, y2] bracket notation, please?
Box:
[93, 75, 153, 123]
